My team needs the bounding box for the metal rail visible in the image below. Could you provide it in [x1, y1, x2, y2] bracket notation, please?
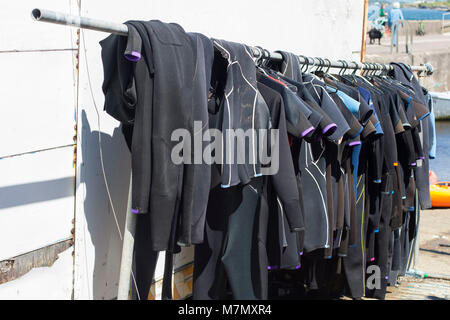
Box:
[30, 7, 435, 300]
[31, 8, 434, 75]
[390, 19, 413, 54]
[442, 12, 450, 33]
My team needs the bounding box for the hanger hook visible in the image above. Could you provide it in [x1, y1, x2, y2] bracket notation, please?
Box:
[311, 57, 320, 72]
[351, 61, 359, 75]
[309, 57, 317, 73]
[337, 60, 343, 75]
[372, 63, 378, 76]
[324, 58, 331, 73]
[363, 62, 370, 76]
[316, 57, 324, 72]
[298, 55, 309, 73]
[253, 46, 264, 65]
[344, 61, 350, 75]
[376, 64, 382, 76]
[321, 58, 326, 72]
[366, 62, 373, 76]
[338, 60, 347, 75]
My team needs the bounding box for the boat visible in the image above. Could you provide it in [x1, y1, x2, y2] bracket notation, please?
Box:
[429, 91, 450, 120]
[430, 182, 450, 207]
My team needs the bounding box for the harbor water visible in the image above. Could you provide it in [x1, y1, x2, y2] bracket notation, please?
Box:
[401, 8, 450, 20]
[369, 5, 450, 21]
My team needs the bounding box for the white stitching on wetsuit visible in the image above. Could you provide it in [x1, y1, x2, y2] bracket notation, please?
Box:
[304, 166, 329, 248]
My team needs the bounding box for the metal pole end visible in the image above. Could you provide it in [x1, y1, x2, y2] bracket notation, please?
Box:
[425, 63, 434, 76]
[31, 8, 42, 21]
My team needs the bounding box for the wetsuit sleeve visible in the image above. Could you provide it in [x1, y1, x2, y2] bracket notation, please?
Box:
[318, 88, 350, 141]
[100, 24, 155, 216]
[412, 99, 430, 121]
[100, 33, 137, 126]
[258, 82, 305, 258]
[361, 118, 377, 140]
[357, 95, 374, 125]
[305, 99, 336, 138]
[257, 73, 315, 140]
[124, 25, 143, 62]
[331, 92, 363, 139]
[282, 89, 315, 140]
[258, 83, 305, 233]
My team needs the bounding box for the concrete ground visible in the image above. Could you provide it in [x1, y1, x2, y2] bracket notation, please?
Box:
[416, 208, 450, 276]
[384, 208, 450, 300]
[366, 32, 450, 56]
[365, 31, 450, 92]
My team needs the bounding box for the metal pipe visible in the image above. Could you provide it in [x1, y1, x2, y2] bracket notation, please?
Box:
[31, 8, 128, 36]
[117, 174, 136, 300]
[32, 8, 433, 75]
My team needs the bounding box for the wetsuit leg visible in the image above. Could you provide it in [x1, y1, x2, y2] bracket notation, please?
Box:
[367, 173, 393, 299]
[342, 170, 368, 299]
[132, 212, 159, 300]
[221, 178, 263, 300]
[193, 184, 242, 300]
[252, 186, 269, 299]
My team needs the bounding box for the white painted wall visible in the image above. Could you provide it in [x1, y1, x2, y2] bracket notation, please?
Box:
[0, 0, 364, 299]
[0, 0, 78, 299]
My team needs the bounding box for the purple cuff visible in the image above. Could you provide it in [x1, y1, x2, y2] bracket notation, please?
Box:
[267, 265, 279, 270]
[349, 141, 362, 147]
[322, 123, 337, 135]
[301, 126, 315, 138]
[131, 208, 140, 214]
[295, 264, 301, 269]
[370, 257, 375, 262]
[125, 50, 141, 62]
[419, 156, 425, 160]
[411, 162, 417, 167]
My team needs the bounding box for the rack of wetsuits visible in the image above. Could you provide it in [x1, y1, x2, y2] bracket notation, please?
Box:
[32, 8, 435, 300]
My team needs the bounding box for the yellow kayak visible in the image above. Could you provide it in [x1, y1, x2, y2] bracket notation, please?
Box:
[430, 182, 450, 208]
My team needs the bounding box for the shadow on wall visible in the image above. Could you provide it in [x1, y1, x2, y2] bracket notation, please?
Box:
[80, 110, 130, 299]
[0, 177, 74, 209]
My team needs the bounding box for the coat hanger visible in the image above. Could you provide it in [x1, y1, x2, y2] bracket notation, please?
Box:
[339, 60, 357, 85]
[338, 60, 348, 76]
[322, 58, 340, 82]
[355, 62, 376, 87]
[362, 62, 370, 77]
[253, 46, 264, 66]
[253, 46, 271, 77]
[307, 57, 317, 74]
[351, 61, 359, 75]
[313, 57, 322, 74]
[313, 57, 325, 76]
[297, 55, 309, 73]
[371, 63, 379, 76]
[324, 58, 332, 74]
